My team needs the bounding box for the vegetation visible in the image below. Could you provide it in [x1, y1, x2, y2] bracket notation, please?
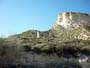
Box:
[0, 28, 90, 68]
[0, 12, 90, 67]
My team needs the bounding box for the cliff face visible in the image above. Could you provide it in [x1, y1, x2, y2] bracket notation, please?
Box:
[52, 12, 90, 41]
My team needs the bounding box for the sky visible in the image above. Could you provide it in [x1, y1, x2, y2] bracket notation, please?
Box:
[0, 0, 90, 37]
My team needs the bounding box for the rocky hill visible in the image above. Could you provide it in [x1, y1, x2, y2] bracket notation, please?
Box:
[7, 12, 90, 43]
[0, 12, 90, 68]
[6, 12, 90, 51]
[52, 12, 90, 41]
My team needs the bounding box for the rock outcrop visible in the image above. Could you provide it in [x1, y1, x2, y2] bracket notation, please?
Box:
[52, 12, 90, 41]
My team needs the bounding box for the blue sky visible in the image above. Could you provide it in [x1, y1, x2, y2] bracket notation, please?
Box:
[0, 0, 90, 37]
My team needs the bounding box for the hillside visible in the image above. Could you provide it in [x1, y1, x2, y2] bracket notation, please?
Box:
[5, 12, 90, 55]
[0, 12, 90, 68]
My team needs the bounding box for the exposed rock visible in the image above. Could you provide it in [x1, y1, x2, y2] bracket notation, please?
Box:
[52, 12, 90, 41]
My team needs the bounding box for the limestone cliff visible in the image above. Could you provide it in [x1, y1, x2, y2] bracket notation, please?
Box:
[52, 12, 90, 41]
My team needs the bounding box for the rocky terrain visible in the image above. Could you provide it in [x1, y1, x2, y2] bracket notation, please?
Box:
[0, 12, 90, 68]
[52, 12, 90, 41]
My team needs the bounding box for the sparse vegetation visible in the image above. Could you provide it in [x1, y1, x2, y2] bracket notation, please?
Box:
[0, 12, 90, 68]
